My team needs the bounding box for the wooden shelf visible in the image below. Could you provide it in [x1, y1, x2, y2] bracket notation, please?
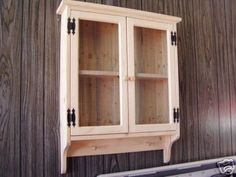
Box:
[67, 125, 180, 163]
[136, 73, 168, 80]
[71, 129, 177, 141]
[79, 70, 119, 77]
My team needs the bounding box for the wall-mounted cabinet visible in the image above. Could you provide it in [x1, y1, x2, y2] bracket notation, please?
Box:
[57, 0, 181, 174]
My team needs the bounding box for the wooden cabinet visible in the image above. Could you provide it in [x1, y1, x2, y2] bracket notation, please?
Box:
[57, 0, 181, 174]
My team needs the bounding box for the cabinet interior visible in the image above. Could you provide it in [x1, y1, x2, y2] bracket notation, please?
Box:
[134, 26, 167, 75]
[133, 26, 169, 125]
[79, 19, 120, 127]
[79, 20, 119, 72]
[79, 76, 120, 126]
[135, 79, 169, 124]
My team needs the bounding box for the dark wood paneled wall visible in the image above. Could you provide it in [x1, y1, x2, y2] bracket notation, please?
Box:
[1, 0, 236, 176]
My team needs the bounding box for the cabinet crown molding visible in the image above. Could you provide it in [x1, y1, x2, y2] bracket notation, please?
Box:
[57, 0, 181, 23]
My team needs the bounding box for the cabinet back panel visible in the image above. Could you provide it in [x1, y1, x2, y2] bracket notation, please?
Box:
[79, 76, 120, 126]
[135, 79, 169, 124]
[134, 27, 167, 75]
[79, 20, 119, 72]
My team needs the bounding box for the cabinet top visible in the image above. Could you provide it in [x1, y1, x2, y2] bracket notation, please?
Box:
[57, 0, 181, 24]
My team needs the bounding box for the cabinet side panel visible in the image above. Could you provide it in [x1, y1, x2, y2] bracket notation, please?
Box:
[167, 28, 176, 124]
[173, 25, 179, 109]
[60, 7, 71, 174]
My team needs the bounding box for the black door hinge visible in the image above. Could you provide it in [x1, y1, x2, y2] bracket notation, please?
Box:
[67, 108, 76, 127]
[171, 32, 177, 46]
[67, 17, 75, 35]
[173, 108, 180, 123]
[176, 108, 180, 122]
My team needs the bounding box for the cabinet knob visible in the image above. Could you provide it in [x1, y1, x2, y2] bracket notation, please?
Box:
[91, 146, 97, 150]
[128, 77, 136, 81]
[124, 76, 128, 81]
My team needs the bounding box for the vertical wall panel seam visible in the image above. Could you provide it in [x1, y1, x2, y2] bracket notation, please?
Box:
[194, 0, 199, 161]
[19, 0, 24, 176]
[43, 0, 46, 176]
[224, 0, 232, 155]
[211, 0, 221, 157]
[102, 155, 104, 174]
[224, 0, 233, 155]
[19, 0, 24, 177]
[84, 157, 87, 177]
[193, 0, 200, 161]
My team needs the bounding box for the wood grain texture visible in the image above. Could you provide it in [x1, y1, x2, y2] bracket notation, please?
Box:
[79, 20, 119, 71]
[136, 79, 169, 124]
[44, 0, 61, 176]
[134, 27, 167, 75]
[225, 0, 236, 155]
[193, 0, 220, 160]
[85, 155, 104, 177]
[1, 0, 236, 176]
[0, 0, 22, 177]
[168, 0, 199, 164]
[20, 0, 45, 176]
[212, 0, 232, 157]
[79, 77, 120, 126]
[103, 153, 129, 173]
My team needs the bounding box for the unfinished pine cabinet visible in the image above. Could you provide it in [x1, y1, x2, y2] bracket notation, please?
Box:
[57, 0, 181, 174]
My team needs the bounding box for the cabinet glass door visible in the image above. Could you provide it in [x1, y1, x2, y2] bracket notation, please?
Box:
[127, 18, 177, 132]
[70, 11, 128, 135]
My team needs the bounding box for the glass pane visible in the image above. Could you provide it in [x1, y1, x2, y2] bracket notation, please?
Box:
[79, 20, 119, 72]
[79, 76, 120, 126]
[134, 26, 167, 75]
[135, 79, 169, 124]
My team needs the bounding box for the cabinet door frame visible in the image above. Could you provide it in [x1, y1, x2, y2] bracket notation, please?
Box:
[70, 10, 128, 135]
[127, 17, 177, 133]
